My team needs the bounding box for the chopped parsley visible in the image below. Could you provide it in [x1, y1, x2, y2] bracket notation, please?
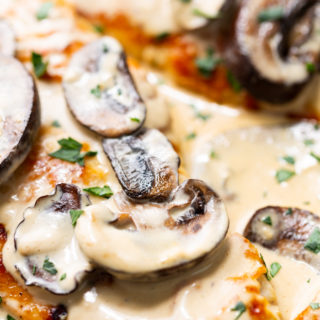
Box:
[186, 132, 197, 140]
[51, 120, 61, 128]
[32, 265, 36, 275]
[49, 137, 97, 166]
[70, 209, 84, 227]
[285, 208, 293, 215]
[307, 278, 311, 283]
[90, 85, 102, 98]
[93, 24, 104, 34]
[31, 52, 48, 78]
[36, 2, 53, 20]
[155, 32, 170, 42]
[304, 139, 315, 146]
[306, 62, 316, 73]
[43, 257, 57, 275]
[103, 45, 109, 53]
[196, 112, 211, 121]
[310, 152, 320, 162]
[282, 155, 295, 165]
[180, 0, 192, 2]
[260, 253, 271, 281]
[227, 70, 242, 92]
[193, 8, 219, 20]
[231, 301, 246, 320]
[310, 302, 320, 310]
[258, 6, 285, 23]
[195, 48, 221, 78]
[275, 169, 295, 183]
[60, 273, 67, 281]
[270, 262, 281, 278]
[210, 150, 217, 159]
[83, 186, 113, 199]
[262, 216, 272, 226]
[0, 296, 2, 304]
[130, 117, 141, 123]
[7, 316, 15, 320]
[304, 227, 320, 254]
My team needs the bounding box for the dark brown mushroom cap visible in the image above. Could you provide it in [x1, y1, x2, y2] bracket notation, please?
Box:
[75, 179, 229, 281]
[63, 36, 146, 138]
[14, 184, 92, 295]
[244, 206, 320, 269]
[0, 20, 15, 56]
[103, 128, 180, 202]
[0, 54, 40, 185]
[218, 0, 320, 103]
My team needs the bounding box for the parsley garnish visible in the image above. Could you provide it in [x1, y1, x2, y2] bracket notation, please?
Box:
[262, 216, 272, 226]
[275, 169, 295, 183]
[258, 6, 285, 23]
[0, 296, 2, 304]
[155, 32, 170, 42]
[60, 273, 67, 281]
[260, 253, 271, 280]
[31, 52, 48, 78]
[310, 302, 320, 310]
[210, 150, 217, 159]
[282, 155, 295, 165]
[49, 137, 97, 166]
[306, 62, 316, 73]
[93, 24, 104, 34]
[36, 2, 53, 20]
[90, 85, 102, 98]
[270, 262, 281, 278]
[231, 301, 246, 320]
[186, 132, 197, 140]
[130, 117, 140, 123]
[310, 152, 320, 162]
[70, 209, 84, 227]
[7, 316, 15, 320]
[51, 120, 61, 128]
[285, 208, 293, 215]
[196, 112, 211, 121]
[180, 0, 191, 2]
[83, 186, 113, 199]
[305, 227, 320, 254]
[304, 139, 314, 146]
[193, 8, 219, 19]
[195, 48, 221, 78]
[43, 257, 57, 275]
[32, 265, 36, 275]
[227, 70, 242, 92]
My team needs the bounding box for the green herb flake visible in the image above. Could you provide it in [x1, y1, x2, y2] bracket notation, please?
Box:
[193, 8, 219, 19]
[0, 296, 2, 304]
[83, 185, 113, 199]
[31, 52, 48, 78]
[260, 253, 271, 281]
[93, 24, 104, 34]
[210, 150, 217, 159]
[261, 216, 272, 226]
[282, 155, 295, 165]
[51, 120, 61, 128]
[275, 169, 295, 183]
[36, 2, 53, 20]
[60, 273, 67, 281]
[49, 137, 97, 166]
[270, 262, 281, 278]
[258, 6, 285, 23]
[304, 139, 315, 146]
[180, 0, 192, 3]
[7, 316, 15, 320]
[310, 152, 320, 162]
[307, 278, 311, 283]
[231, 301, 246, 320]
[186, 132, 197, 140]
[130, 117, 140, 123]
[196, 112, 211, 121]
[43, 257, 57, 275]
[314, 124, 320, 130]
[195, 48, 221, 78]
[155, 32, 170, 42]
[310, 302, 320, 310]
[90, 85, 102, 98]
[32, 265, 36, 275]
[227, 70, 242, 92]
[70, 209, 84, 227]
[285, 208, 293, 215]
[304, 227, 320, 254]
[306, 62, 316, 73]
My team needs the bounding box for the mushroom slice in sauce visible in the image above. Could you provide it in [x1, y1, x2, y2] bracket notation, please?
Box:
[103, 128, 180, 202]
[0, 20, 15, 56]
[75, 179, 229, 280]
[63, 36, 146, 137]
[14, 184, 92, 295]
[0, 54, 40, 185]
[220, 0, 320, 103]
[244, 206, 320, 270]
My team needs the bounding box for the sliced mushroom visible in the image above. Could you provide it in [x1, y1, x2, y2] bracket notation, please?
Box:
[0, 55, 40, 185]
[75, 179, 229, 280]
[0, 20, 15, 56]
[63, 36, 146, 137]
[219, 0, 320, 103]
[244, 206, 320, 270]
[14, 184, 93, 295]
[103, 128, 180, 202]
